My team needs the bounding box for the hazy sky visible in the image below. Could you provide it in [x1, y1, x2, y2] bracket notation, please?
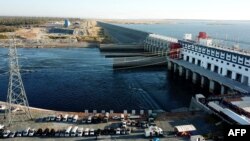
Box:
[0, 0, 249, 20]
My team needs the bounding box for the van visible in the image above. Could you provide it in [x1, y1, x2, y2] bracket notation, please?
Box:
[76, 128, 83, 137]
[67, 115, 74, 122]
[73, 115, 78, 123]
[87, 116, 92, 123]
[120, 114, 124, 121]
[84, 128, 89, 136]
[89, 128, 95, 136]
[103, 112, 109, 122]
[63, 114, 68, 122]
[65, 126, 72, 137]
[70, 126, 78, 137]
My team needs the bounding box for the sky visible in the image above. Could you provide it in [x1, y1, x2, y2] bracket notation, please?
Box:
[0, 0, 250, 20]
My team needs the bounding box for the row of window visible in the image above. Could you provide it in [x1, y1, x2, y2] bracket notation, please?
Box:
[181, 42, 250, 67]
[183, 50, 249, 72]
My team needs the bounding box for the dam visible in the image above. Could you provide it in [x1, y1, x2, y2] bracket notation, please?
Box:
[98, 22, 250, 95]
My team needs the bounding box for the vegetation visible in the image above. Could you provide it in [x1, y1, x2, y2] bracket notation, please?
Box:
[0, 26, 17, 32]
[0, 16, 81, 26]
[0, 34, 8, 39]
[48, 35, 68, 39]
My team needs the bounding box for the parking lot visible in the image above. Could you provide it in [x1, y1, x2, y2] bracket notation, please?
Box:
[0, 107, 220, 141]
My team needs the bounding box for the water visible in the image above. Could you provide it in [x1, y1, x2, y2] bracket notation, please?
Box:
[0, 47, 205, 112]
[117, 20, 250, 50]
[3, 20, 245, 112]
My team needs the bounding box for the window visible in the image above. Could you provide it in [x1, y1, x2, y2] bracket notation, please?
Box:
[216, 59, 218, 62]
[207, 57, 209, 59]
[221, 61, 223, 63]
[246, 68, 249, 71]
[233, 64, 235, 67]
[239, 66, 242, 69]
[227, 63, 229, 65]
[211, 58, 214, 60]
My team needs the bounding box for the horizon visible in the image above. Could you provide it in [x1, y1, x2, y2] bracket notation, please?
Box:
[0, 0, 250, 20]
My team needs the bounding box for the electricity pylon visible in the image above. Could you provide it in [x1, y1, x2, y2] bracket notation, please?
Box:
[5, 37, 32, 125]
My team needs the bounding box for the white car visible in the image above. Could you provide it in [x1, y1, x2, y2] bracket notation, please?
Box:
[9, 131, 16, 138]
[28, 129, 36, 136]
[116, 128, 121, 135]
[3, 130, 11, 138]
[84, 128, 89, 136]
[89, 128, 95, 136]
[16, 131, 22, 137]
[22, 127, 30, 136]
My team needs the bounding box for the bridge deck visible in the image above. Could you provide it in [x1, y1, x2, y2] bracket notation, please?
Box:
[169, 59, 250, 94]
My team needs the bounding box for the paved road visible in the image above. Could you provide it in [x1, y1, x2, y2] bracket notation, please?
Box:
[98, 22, 149, 44]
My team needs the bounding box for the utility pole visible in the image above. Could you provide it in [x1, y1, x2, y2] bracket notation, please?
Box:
[5, 37, 32, 126]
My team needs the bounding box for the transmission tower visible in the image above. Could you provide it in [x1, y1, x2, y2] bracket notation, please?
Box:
[5, 37, 32, 125]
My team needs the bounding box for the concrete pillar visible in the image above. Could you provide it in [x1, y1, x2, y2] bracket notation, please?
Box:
[148, 110, 152, 115]
[211, 64, 215, 72]
[195, 59, 198, 65]
[232, 72, 236, 80]
[186, 70, 190, 80]
[189, 57, 192, 63]
[173, 64, 177, 73]
[209, 80, 215, 93]
[84, 110, 88, 114]
[222, 68, 227, 76]
[192, 73, 197, 84]
[201, 76, 205, 88]
[140, 110, 144, 115]
[132, 110, 136, 115]
[123, 110, 127, 114]
[168, 61, 172, 70]
[110, 110, 114, 114]
[221, 85, 225, 94]
[179, 66, 183, 76]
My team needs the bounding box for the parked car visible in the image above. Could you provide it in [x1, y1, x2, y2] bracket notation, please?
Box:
[67, 115, 74, 122]
[22, 127, 30, 136]
[126, 128, 131, 134]
[121, 121, 127, 128]
[42, 128, 50, 136]
[81, 118, 87, 124]
[95, 129, 101, 136]
[28, 129, 36, 136]
[121, 128, 126, 135]
[56, 114, 62, 122]
[84, 128, 89, 136]
[49, 115, 56, 121]
[49, 129, 56, 136]
[76, 128, 83, 137]
[16, 130, 22, 137]
[3, 130, 10, 138]
[87, 116, 92, 123]
[35, 128, 43, 136]
[89, 128, 95, 136]
[116, 128, 121, 135]
[55, 130, 60, 137]
[59, 130, 65, 137]
[9, 131, 16, 138]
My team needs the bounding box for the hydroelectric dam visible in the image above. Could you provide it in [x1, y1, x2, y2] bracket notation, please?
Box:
[98, 21, 250, 95]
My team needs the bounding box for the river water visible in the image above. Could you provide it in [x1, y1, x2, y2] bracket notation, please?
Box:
[0, 46, 205, 112]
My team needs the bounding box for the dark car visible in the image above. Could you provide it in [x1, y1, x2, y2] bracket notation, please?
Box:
[42, 128, 50, 136]
[95, 129, 101, 136]
[49, 129, 55, 136]
[35, 128, 43, 136]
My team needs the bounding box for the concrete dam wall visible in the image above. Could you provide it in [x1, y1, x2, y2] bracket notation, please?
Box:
[97, 22, 149, 44]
